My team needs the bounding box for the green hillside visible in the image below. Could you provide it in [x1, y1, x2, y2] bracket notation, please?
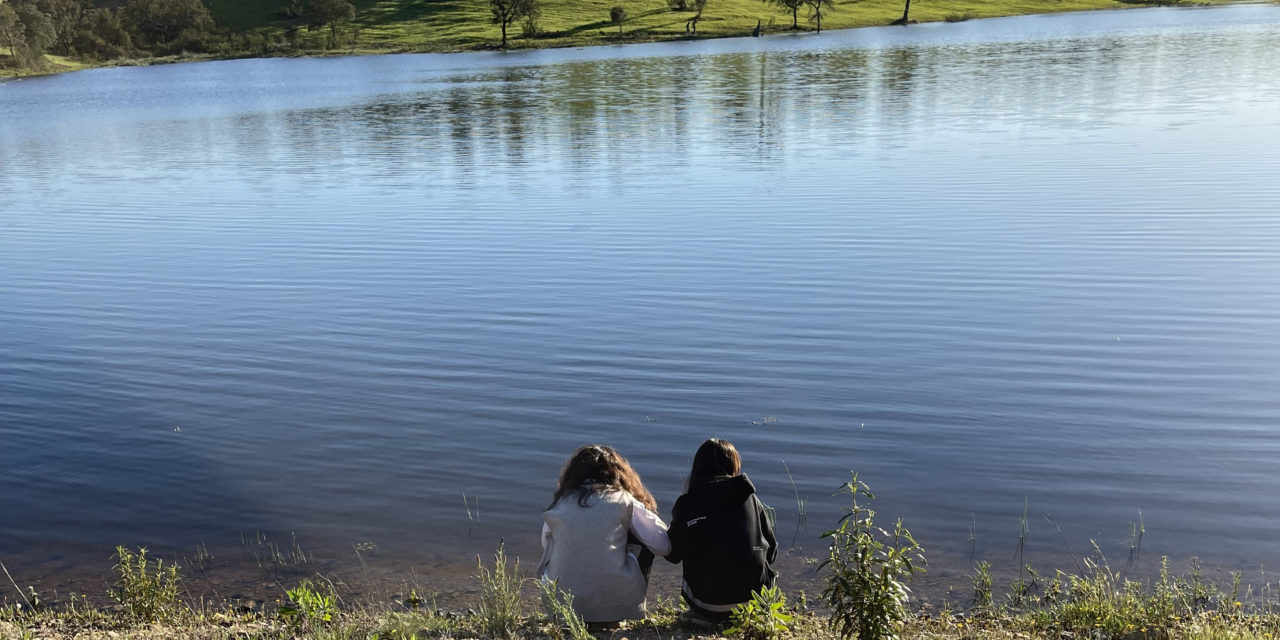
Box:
[203, 0, 1144, 53]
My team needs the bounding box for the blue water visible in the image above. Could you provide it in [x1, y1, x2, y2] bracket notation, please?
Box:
[2, 4, 1279, 598]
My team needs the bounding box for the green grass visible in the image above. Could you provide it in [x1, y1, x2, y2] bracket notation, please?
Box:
[4, 0, 1243, 77]
[4, 530, 1280, 640]
[240, 531, 311, 578]
[0, 54, 90, 79]
[204, 0, 1214, 56]
[2, 575, 1280, 640]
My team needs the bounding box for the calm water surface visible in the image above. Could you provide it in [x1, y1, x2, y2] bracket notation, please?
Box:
[2, 5, 1279, 598]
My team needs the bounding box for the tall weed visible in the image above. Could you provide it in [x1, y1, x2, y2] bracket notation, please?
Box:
[819, 472, 925, 640]
[476, 542, 523, 640]
[110, 546, 182, 622]
[970, 560, 993, 612]
[537, 578, 591, 640]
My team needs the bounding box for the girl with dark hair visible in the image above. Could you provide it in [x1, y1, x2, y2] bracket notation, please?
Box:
[537, 444, 670, 623]
[665, 438, 777, 622]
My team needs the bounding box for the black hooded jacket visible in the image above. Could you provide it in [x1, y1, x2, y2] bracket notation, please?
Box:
[665, 474, 777, 610]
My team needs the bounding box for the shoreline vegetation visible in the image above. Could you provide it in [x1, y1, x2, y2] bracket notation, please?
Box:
[4, 540, 1280, 640]
[5, 478, 1280, 639]
[0, 0, 1255, 80]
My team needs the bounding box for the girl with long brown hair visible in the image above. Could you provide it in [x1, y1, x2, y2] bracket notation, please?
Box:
[537, 444, 669, 623]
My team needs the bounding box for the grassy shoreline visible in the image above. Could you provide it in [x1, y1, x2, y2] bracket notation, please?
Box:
[0, 1, 1249, 80]
[3, 477, 1278, 638]
[3, 548, 1280, 640]
[3, 489, 1277, 640]
[6, 605, 1280, 640]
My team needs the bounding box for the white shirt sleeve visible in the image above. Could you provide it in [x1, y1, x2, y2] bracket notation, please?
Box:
[630, 499, 671, 556]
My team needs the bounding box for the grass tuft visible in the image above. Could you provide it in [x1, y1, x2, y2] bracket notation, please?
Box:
[241, 530, 310, 577]
[476, 541, 524, 640]
[537, 578, 592, 640]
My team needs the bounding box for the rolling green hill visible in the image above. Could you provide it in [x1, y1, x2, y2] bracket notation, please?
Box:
[203, 0, 1147, 53]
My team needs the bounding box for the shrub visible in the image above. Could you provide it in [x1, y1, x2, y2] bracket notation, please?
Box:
[278, 579, 338, 632]
[477, 542, 523, 640]
[819, 473, 925, 640]
[609, 5, 627, 35]
[110, 546, 182, 622]
[537, 578, 592, 640]
[520, 0, 541, 37]
[727, 584, 793, 640]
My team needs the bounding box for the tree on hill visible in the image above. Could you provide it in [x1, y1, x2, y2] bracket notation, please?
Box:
[1, 0, 135, 66]
[308, 0, 355, 47]
[70, 7, 133, 59]
[764, 0, 804, 29]
[683, 0, 704, 33]
[4, 0, 57, 67]
[121, 0, 215, 51]
[520, 0, 540, 37]
[805, 0, 833, 32]
[890, 0, 912, 24]
[0, 3, 23, 61]
[609, 5, 626, 36]
[28, 0, 81, 55]
[490, 0, 534, 48]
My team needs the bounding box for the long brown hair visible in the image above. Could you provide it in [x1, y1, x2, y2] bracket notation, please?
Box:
[687, 438, 741, 489]
[548, 444, 658, 512]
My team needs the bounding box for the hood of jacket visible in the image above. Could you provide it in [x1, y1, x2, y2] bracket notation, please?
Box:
[688, 473, 756, 506]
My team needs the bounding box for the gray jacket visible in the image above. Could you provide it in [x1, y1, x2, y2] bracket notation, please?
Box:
[537, 489, 650, 622]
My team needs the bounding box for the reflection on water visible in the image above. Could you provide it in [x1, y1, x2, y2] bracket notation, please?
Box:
[1, 5, 1279, 598]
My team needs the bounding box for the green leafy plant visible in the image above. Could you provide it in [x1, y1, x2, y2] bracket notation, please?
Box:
[971, 560, 993, 611]
[476, 542, 523, 640]
[278, 578, 338, 631]
[726, 584, 793, 640]
[109, 546, 182, 622]
[537, 578, 592, 640]
[819, 472, 925, 640]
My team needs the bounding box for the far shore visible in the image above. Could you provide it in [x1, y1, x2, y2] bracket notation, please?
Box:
[1, 1, 1256, 81]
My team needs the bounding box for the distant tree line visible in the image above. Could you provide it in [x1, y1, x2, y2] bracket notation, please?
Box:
[0, 0, 354, 71]
[0, 0, 909, 70]
[0, 0, 213, 67]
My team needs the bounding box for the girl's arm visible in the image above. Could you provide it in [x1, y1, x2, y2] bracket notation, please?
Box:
[630, 499, 671, 556]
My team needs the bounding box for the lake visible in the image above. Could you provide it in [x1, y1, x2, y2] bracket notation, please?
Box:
[1, 4, 1279, 602]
